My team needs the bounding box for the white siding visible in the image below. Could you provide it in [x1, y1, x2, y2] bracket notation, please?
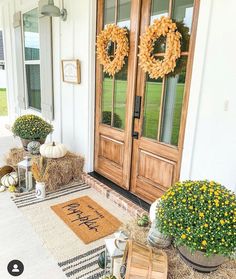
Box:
[0, 0, 96, 172]
[181, 0, 236, 192]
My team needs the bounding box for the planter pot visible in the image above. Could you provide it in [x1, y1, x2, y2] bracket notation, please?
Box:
[177, 246, 226, 273]
[35, 181, 46, 199]
[21, 138, 46, 151]
[147, 219, 171, 248]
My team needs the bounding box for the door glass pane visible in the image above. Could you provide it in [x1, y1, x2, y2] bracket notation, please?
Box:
[102, 73, 113, 126]
[151, 0, 169, 23]
[23, 9, 40, 61]
[104, 0, 116, 25]
[172, 0, 194, 51]
[117, 0, 131, 28]
[160, 57, 187, 146]
[114, 57, 128, 129]
[142, 76, 163, 139]
[26, 64, 41, 110]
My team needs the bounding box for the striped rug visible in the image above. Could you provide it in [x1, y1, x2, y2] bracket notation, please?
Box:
[11, 181, 90, 208]
[11, 181, 129, 279]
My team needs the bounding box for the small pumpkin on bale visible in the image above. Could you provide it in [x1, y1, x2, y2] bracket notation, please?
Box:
[27, 141, 41, 155]
[137, 213, 149, 227]
[40, 142, 67, 159]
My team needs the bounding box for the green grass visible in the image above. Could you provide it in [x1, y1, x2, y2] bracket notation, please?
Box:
[102, 78, 184, 146]
[0, 88, 8, 116]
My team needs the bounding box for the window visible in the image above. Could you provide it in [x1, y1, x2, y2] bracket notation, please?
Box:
[23, 8, 41, 111]
[142, 0, 194, 146]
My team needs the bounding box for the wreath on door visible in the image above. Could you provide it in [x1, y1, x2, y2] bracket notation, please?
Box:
[97, 24, 129, 76]
[139, 17, 182, 79]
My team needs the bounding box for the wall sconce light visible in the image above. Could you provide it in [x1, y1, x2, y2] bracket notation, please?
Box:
[41, 0, 67, 21]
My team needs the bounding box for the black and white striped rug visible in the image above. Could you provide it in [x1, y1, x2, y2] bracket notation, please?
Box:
[58, 245, 107, 279]
[11, 181, 113, 279]
[11, 181, 90, 208]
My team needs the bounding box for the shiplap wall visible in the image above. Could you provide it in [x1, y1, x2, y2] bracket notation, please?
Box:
[181, 0, 236, 192]
[0, 0, 96, 172]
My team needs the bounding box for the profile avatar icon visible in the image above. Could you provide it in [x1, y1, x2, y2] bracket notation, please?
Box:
[7, 260, 24, 276]
[12, 264, 20, 273]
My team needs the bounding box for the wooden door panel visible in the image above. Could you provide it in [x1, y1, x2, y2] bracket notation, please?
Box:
[131, 146, 177, 203]
[138, 150, 175, 188]
[99, 135, 124, 166]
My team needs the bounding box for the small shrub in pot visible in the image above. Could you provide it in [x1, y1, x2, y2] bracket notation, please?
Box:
[156, 180, 236, 271]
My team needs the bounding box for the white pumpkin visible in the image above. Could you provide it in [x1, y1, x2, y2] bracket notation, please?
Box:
[27, 141, 41, 155]
[1, 172, 18, 187]
[40, 142, 67, 159]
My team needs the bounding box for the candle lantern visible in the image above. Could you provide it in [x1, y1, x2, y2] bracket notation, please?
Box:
[103, 231, 128, 276]
[17, 156, 34, 192]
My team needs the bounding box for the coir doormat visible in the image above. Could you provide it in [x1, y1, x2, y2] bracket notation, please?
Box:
[51, 195, 122, 244]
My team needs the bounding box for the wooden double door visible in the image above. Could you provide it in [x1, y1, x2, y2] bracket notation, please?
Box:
[95, 0, 199, 203]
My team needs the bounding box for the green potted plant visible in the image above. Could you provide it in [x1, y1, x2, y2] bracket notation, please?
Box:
[12, 114, 53, 150]
[156, 180, 236, 272]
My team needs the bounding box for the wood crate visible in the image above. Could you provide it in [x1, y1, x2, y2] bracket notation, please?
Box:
[122, 240, 168, 279]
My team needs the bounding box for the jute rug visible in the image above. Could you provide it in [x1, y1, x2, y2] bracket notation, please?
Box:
[11, 181, 131, 279]
[51, 196, 122, 244]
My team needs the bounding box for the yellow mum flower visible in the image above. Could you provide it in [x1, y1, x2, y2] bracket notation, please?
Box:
[220, 219, 225, 225]
[199, 212, 204, 218]
[181, 234, 187, 239]
[202, 240, 207, 246]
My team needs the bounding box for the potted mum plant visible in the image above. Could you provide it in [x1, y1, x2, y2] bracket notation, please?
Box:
[12, 114, 53, 150]
[156, 180, 236, 272]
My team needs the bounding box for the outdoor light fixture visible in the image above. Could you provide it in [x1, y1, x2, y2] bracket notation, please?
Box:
[41, 0, 67, 21]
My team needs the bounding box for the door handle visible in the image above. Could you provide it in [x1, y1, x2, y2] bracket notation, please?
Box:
[134, 96, 142, 119]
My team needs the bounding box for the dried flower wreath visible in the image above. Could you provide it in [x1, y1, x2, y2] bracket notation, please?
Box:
[139, 17, 182, 79]
[97, 24, 129, 76]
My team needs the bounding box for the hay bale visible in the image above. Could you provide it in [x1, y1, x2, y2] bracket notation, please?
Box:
[121, 220, 236, 279]
[5, 148, 84, 191]
[35, 152, 84, 191]
[5, 148, 29, 166]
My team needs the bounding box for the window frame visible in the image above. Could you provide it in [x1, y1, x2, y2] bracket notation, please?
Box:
[21, 7, 41, 113]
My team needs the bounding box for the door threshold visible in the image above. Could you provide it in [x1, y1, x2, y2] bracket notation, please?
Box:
[88, 171, 150, 212]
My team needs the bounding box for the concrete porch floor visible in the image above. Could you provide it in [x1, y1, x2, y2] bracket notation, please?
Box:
[0, 132, 66, 278]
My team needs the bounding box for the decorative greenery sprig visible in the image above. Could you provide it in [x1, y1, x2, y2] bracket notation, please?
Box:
[12, 114, 53, 140]
[156, 180, 236, 257]
[31, 157, 47, 182]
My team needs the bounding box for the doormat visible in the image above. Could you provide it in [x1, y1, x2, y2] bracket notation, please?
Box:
[51, 196, 122, 244]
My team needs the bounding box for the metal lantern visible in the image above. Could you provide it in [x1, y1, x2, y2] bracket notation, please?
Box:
[17, 156, 34, 192]
[104, 231, 128, 276]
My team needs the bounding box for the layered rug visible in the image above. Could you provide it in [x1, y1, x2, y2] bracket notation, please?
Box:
[11, 181, 131, 279]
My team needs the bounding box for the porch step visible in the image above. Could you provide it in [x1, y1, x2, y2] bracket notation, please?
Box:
[82, 172, 148, 218]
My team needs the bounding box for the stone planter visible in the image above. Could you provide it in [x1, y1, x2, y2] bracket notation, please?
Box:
[177, 246, 226, 272]
[21, 138, 45, 151]
[147, 219, 171, 248]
